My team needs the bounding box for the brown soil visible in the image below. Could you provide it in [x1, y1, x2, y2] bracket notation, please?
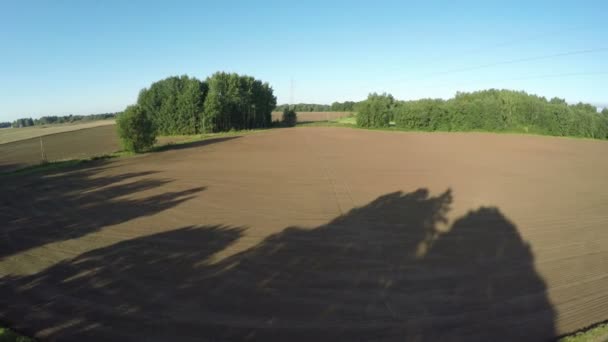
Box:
[0, 125, 120, 172]
[1, 127, 608, 341]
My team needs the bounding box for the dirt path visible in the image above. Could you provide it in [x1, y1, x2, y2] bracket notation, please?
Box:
[1, 127, 608, 341]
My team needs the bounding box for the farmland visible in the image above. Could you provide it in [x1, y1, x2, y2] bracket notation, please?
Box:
[0, 113, 352, 173]
[0, 119, 115, 144]
[0, 124, 121, 173]
[1, 127, 608, 341]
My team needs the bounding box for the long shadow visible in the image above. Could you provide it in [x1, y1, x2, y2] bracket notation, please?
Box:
[0, 161, 205, 259]
[0, 156, 117, 176]
[0, 163, 26, 173]
[0, 189, 556, 341]
[153, 136, 241, 152]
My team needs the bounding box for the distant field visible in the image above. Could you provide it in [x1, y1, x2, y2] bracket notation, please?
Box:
[0, 125, 120, 172]
[271, 111, 352, 122]
[0, 124, 263, 173]
[0, 115, 346, 146]
[0, 120, 115, 144]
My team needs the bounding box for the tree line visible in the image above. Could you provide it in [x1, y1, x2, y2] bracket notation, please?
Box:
[10, 118, 35, 128]
[8, 113, 118, 128]
[117, 83, 608, 152]
[135, 72, 277, 135]
[357, 89, 608, 139]
[274, 101, 359, 112]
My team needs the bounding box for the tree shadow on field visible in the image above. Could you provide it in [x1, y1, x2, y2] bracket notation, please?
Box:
[0, 163, 26, 173]
[153, 136, 241, 152]
[0, 189, 556, 341]
[0, 161, 205, 259]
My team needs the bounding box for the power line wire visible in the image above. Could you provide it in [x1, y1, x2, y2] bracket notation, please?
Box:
[379, 25, 597, 79]
[423, 71, 608, 89]
[458, 24, 596, 55]
[391, 47, 608, 85]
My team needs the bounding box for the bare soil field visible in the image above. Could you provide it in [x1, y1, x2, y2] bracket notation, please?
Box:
[0, 125, 121, 172]
[1, 127, 608, 341]
[271, 111, 351, 122]
[0, 120, 116, 144]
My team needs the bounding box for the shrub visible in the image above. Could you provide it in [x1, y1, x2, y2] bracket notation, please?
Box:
[116, 105, 156, 153]
[282, 108, 297, 127]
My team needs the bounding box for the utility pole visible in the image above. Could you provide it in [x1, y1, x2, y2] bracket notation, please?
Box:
[290, 77, 294, 108]
[39, 136, 47, 163]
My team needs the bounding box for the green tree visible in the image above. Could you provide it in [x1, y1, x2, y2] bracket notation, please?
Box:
[137, 75, 206, 135]
[116, 105, 156, 153]
[330, 101, 357, 112]
[357, 93, 395, 128]
[203, 72, 276, 132]
[282, 107, 297, 127]
[394, 99, 448, 130]
[12, 118, 35, 128]
[600, 108, 608, 139]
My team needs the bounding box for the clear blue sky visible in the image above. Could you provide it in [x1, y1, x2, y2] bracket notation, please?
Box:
[1, 0, 607, 121]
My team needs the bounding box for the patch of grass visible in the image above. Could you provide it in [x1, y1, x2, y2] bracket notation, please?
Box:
[559, 322, 608, 342]
[0, 326, 33, 342]
[335, 116, 357, 125]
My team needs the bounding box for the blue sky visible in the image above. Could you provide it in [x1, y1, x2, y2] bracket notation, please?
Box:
[0, 0, 607, 121]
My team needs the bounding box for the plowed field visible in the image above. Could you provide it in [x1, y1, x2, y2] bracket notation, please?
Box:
[1, 127, 608, 341]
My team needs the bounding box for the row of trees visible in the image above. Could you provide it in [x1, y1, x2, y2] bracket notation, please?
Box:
[275, 103, 331, 112]
[136, 75, 206, 135]
[136, 72, 277, 135]
[35, 113, 117, 125]
[329, 101, 359, 112]
[274, 101, 359, 112]
[11, 118, 35, 128]
[119, 84, 607, 152]
[118, 72, 277, 152]
[357, 90, 608, 139]
[9, 113, 118, 128]
[203, 72, 277, 132]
